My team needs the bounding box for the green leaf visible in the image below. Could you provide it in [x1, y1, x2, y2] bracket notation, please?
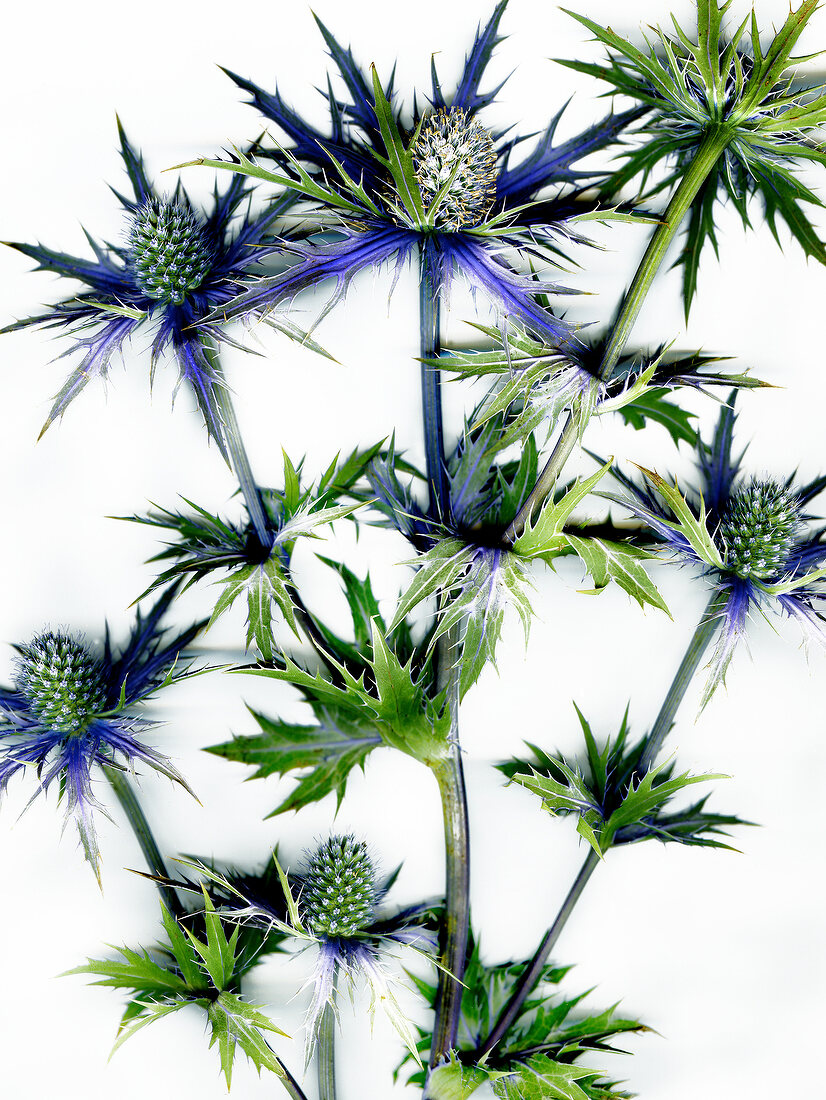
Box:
[602, 757, 727, 847]
[207, 706, 382, 816]
[512, 464, 611, 560]
[493, 1053, 601, 1099]
[427, 1058, 497, 1099]
[184, 890, 237, 991]
[209, 557, 299, 660]
[564, 535, 669, 613]
[617, 388, 698, 447]
[635, 466, 723, 568]
[207, 991, 288, 1088]
[369, 624, 451, 763]
[369, 66, 425, 223]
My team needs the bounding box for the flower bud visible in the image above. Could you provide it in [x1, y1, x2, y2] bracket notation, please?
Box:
[15, 633, 108, 734]
[719, 481, 801, 580]
[300, 835, 376, 938]
[130, 198, 213, 305]
[412, 108, 497, 230]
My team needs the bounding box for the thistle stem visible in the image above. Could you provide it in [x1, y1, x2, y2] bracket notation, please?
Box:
[317, 982, 338, 1100]
[420, 238, 448, 518]
[277, 1065, 310, 1100]
[215, 380, 273, 549]
[635, 590, 727, 775]
[103, 765, 184, 919]
[474, 589, 725, 1058]
[474, 848, 599, 1061]
[504, 126, 733, 542]
[428, 651, 470, 1071]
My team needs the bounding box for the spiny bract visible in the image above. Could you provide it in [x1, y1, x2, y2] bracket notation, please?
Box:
[129, 198, 213, 305]
[15, 633, 108, 734]
[300, 835, 376, 938]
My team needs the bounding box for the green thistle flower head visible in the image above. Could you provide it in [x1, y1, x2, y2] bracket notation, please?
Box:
[412, 107, 498, 230]
[15, 633, 108, 734]
[129, 198, 213, 305]
[300, 835, 377, 938]
[718, 480, 801, 580]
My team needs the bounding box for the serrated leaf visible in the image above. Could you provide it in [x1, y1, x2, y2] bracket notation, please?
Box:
[427, 1058, 496, 1099]
[209, 556, 299, 660]
[618, 388, 698, 447]
[564, 535, 669, 613]
[635, 466, 723, 568]
[512, 464, 611, 560]
[207, 706, 382, 815]
[207, 991, 288, 1088]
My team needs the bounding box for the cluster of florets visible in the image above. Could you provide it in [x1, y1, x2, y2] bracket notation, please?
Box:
[412, 107, 498, 230]
[718, 480, 801, 580]
[300, 835, 376, 939]
[129, 198, 213, 305]
[15, 633, 108, 734]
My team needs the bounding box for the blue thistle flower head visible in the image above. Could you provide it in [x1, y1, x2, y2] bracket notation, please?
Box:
[191, 837, 435, 1063]
[201, 2, 643, 348]
[300, 835, 377, 939]
[129, 198, 214, 304]
[610, 399, 826, 703]
[0, 587, 202, 883]
[2, 121, 300, 457]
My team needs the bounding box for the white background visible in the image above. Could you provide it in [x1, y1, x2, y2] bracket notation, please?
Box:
[2, 2, 826, 1098]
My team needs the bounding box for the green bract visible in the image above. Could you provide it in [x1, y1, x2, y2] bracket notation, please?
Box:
[564, 0, 826, 313]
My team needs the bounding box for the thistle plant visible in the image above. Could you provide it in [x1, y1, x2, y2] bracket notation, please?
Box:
[3, 2, 826, 1099]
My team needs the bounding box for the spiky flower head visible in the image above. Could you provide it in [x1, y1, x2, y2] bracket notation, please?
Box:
[129, 197, 213, 305]
[412, 108, 498, 230]
[15, 633, 108, 734]
[718, 481, 801, 581]
[300, 835, 376, 939]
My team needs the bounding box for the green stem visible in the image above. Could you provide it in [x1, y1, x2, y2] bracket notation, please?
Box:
[103, 765, 183, 919]
[428, 662, 470, 1070]
[504, 126, 733, 542]
[474, 848, 599, 1061]
[317, 979, 338, 1100]
[474, 589, 725, 1058]
[215, 380, 273, 549]
[420, 238, 448, 517]
[418, 246, 471, 1072]
[635, 590, 726, 775]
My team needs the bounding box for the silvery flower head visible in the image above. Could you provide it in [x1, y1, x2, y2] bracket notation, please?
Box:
[610, 399, 826, 704]
[3, 122, 301, 457]
[0, 587, 201, 882]
[203, 3, 642, 346]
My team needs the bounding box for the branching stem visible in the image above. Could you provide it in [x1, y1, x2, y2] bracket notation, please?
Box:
[505, 126, 734, 541]
[474, 589, 726, 1057]
[103, 765, 184, 919]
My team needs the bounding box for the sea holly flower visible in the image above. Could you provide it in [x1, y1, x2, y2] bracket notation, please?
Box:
[501, 705, 744, 860]
[436, 323, 766, 447]
[67, 896, 291, 1089]
[401, 927, 645, 1097]
[565, 0, 826, 314]
[0, 587, 201, 882]
[185, 838, 435, 1064]
[372, 426, 667, 698]
[605, 399, 826, 704]
[2, 121, 317, 456]
[188, 3, 642, 344]
[129, 446, 376, 660]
